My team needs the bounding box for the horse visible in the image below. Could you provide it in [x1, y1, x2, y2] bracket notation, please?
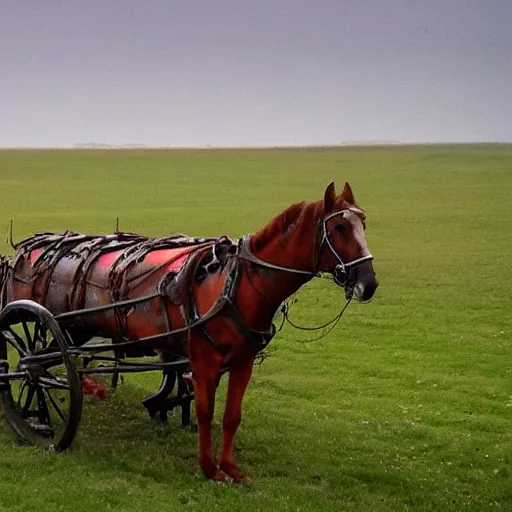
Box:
[2, 181, 378, 482]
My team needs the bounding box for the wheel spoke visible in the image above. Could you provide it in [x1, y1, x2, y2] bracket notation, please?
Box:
[35, 387, 52, 429]
[33, 321, 42, 349]
[21, 384, 36, 418]
[38, 375, 70, 391]
[21, 321, 34, 351]
[4, 328, 28, 356]
[17, 381, 29, 407]
[43, 389, 68, 423]
[33, 321, 40, 342]
[36, 323, 50, 351]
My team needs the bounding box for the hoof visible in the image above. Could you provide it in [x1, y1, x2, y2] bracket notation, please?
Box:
[201, 465, 229, 482]
[212, 469, 229, 482]
[219, 461, 250, 484]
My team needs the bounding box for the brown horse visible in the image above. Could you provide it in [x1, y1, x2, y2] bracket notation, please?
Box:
[187, 182, 378, 481]
[3, 181, 377, 482]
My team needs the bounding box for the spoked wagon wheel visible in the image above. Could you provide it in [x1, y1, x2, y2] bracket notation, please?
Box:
[0, 300, 83, 452]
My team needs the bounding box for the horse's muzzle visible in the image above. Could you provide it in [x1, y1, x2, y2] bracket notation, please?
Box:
[352, 262, 379, 302]
[337, 261, 378, 302]
[333, 261, 378, 302]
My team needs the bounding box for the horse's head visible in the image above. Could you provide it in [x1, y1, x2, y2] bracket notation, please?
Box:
[317, 182, 378, 302]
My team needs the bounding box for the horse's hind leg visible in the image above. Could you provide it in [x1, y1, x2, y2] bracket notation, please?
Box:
[218, 358, 254, 483]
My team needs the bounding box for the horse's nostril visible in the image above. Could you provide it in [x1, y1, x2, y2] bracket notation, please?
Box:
[362, 280, 378, 301]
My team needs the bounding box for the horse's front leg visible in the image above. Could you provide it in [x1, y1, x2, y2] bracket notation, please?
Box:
[219, 357, 254, 482]
[190, 352, 225, 481]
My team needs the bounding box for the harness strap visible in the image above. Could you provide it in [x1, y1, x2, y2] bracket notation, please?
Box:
[220, 250, 276, 350]
[238, 236, 318, 276]
[182, 246, 276, 354]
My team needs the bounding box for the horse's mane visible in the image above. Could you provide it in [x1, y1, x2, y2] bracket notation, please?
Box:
[251, 199, 322, 252]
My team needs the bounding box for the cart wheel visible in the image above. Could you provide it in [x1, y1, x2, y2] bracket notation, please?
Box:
[0, 300, 83, 452]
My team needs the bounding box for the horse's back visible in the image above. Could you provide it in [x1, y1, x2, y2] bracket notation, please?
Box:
[2, 231, 234, 348]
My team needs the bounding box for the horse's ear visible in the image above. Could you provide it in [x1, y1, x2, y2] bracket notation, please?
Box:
[341, 182, 355, 205]
[323, 182, 336, 213]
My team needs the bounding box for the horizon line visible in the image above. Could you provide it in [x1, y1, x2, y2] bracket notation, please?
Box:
[1, 141, 511, 151]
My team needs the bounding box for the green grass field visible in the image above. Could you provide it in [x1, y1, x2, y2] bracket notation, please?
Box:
[0, 145, 510, 511]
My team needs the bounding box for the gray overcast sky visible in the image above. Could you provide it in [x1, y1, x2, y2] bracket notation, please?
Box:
[1, 0, 511, 147]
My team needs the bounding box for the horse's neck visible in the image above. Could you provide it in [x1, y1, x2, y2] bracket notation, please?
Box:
[238, 225, 317, 330]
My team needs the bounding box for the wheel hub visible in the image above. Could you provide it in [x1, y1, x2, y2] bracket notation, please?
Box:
[19, 362, 44, 384]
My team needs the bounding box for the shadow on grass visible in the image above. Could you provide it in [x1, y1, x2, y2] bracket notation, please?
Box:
[72, 383, 203, 475]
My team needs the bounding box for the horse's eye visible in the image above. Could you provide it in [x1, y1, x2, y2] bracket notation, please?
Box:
[335, 224, 346, 233]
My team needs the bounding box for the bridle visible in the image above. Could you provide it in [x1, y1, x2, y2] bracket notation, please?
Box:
[232, 207, 374, 343]
[238, 208, 374, 289]
[320, 209, 374, 287]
